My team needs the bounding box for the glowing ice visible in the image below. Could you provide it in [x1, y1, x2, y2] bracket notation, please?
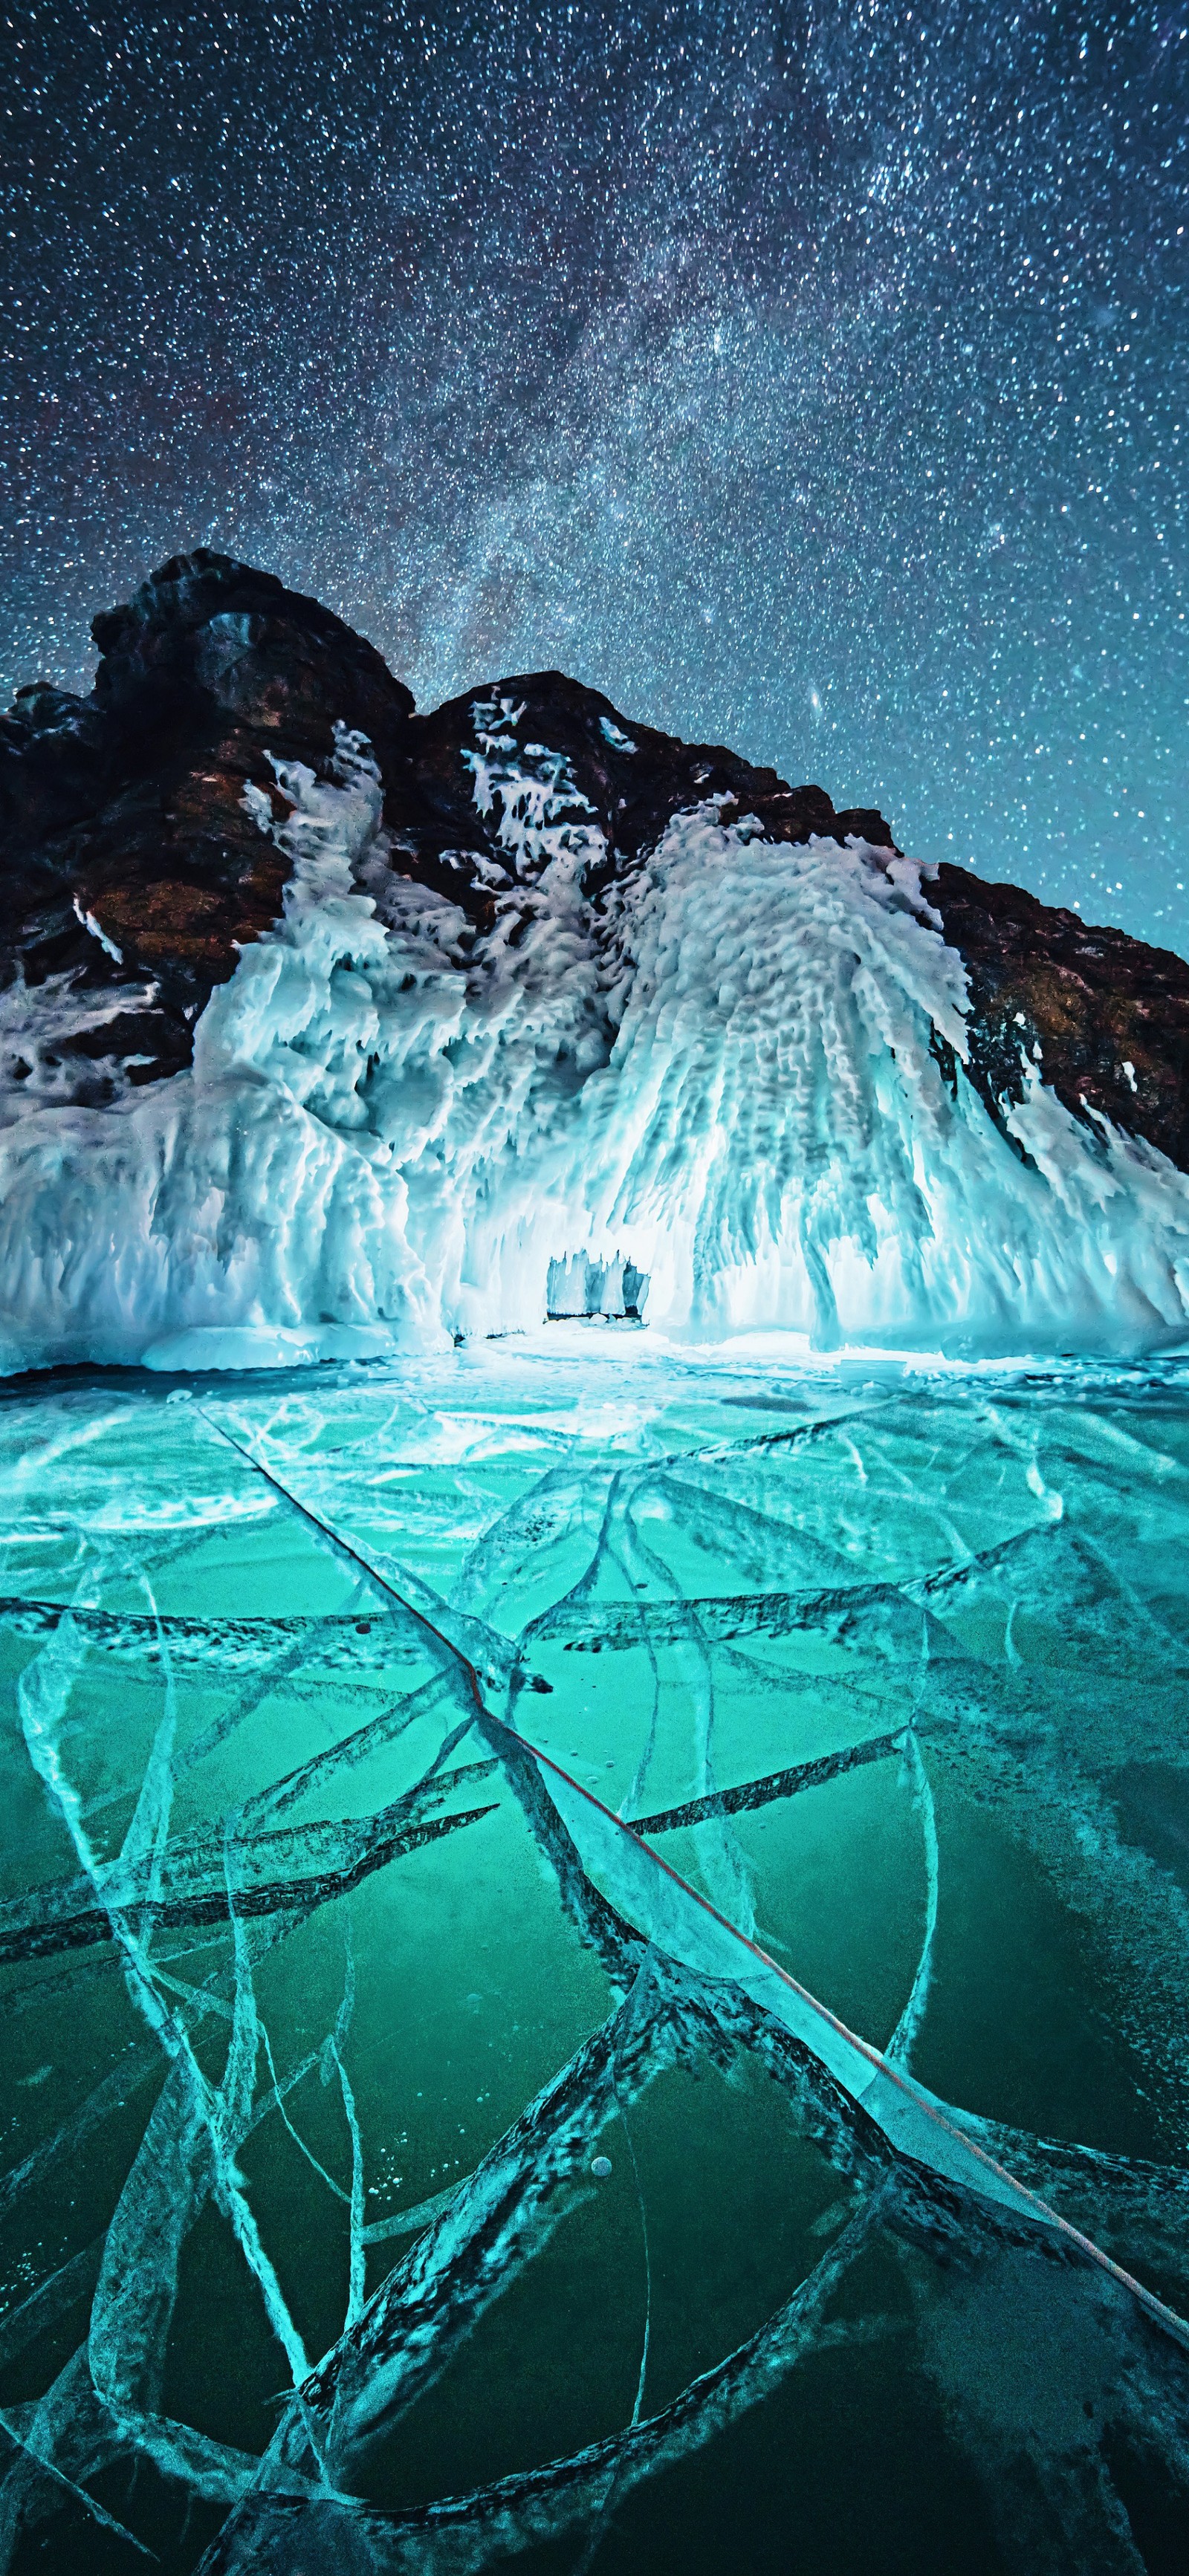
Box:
[1, 1349, 1188, 2563]
[0, 719, 1187, 1371]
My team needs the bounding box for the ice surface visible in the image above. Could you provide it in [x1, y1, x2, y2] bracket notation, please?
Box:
[2, 721, 1189, 1370]
[1, 1342, 1189, 2567]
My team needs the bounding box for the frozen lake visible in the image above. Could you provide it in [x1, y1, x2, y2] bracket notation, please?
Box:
[0, 1331, 1187, 2572]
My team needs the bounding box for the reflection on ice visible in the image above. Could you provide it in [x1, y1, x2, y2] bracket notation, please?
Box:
[0, 1337, 1188, 2569]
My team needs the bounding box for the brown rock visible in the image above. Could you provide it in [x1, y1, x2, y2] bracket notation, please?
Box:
[4, 549, 1186, 1181]
[931, 866, 1189, 1169]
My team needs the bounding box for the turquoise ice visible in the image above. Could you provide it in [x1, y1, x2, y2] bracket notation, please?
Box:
[0, 1337, 1187, 2568]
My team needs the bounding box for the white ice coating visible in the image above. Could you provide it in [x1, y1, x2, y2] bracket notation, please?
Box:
[1, 712, 1188, 1372]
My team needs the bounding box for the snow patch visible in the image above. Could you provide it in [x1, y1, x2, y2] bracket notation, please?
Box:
[72, 895, 123, 965]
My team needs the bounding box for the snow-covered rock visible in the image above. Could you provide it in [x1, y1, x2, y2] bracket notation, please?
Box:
[2, 548, 1188, 1368]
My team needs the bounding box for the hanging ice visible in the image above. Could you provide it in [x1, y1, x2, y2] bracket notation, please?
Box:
[1, 708, 1188, 1375]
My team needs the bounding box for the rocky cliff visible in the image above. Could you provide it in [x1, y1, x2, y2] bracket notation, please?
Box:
[6, 546, 1186, 1162]
[1, 548, 1188, 1368]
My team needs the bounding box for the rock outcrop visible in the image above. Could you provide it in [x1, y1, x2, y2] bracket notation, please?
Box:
[930, 865, 1189, 1172]
[0, 553, 415, 1093]
[4, 546, 1185, 1169]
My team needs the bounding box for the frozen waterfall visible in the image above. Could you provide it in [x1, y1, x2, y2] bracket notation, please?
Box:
[1, 709, 1187, 1373]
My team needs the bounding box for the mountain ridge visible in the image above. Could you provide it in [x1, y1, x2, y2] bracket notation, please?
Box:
[4, 547, 1186, 1172]
[1, 548, 1188, 1370]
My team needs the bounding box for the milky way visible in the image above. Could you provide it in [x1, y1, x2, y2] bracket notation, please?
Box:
[4, 1, 1186, 941]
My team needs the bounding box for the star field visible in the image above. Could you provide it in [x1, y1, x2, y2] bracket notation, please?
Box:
[3, 1, 1187, 941]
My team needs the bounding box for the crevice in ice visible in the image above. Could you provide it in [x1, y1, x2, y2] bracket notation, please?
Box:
[200, 1409, 515, 1696]
[885, 1730, 939, 2071]
[191, 1426, 1189, 2348]
[510, 1726, 1189, 2351]
[0, 1775, 499, 1965]
[0, 1592, 430, 1675]
[231, 1975, 684, 2510]
[626, 1727, 907, 1835]
[237, 1671, 456, 1824]
[0, 2239, 104, 2376]
[194, 2193, 892, 2576]
[0, 2390, 155, 2559]
[10, 1589, 375, 2509]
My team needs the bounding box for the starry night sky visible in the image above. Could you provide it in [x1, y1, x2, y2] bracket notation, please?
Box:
[4, 2, 1187, 943]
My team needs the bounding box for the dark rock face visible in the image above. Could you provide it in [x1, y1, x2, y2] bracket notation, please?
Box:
[930, 866, 1189, 1170]
[4, 548, 1188, 1168]
[0, 551, 416, 1091]
[397, 667, 896, 930]
[0, 552, 892, 1101]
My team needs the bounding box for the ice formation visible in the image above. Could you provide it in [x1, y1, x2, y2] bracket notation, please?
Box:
[2, 704, 1189, 1372]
